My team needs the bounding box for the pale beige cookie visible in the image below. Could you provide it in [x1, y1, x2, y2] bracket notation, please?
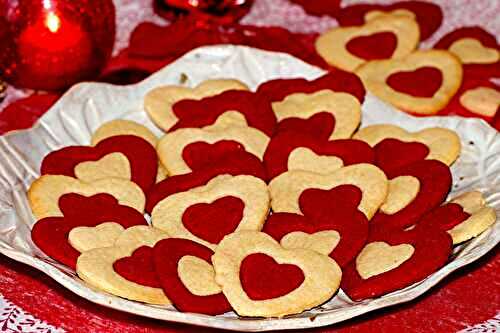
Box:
[448, 38, 500, 64]
[460, 87, 500, 117]
[355, 50, 463, 115]
[69, 222, 125, 253]
[178, 256, 221, 296]
[28, 176, 145, 219]
[212, 231, 342, 318]
[316, 15, 419, 72]
[90, 119, 168, 182]
[353, 124, 461, 166]
[157, 112, 270, 176]
[281, 230, 340, 256]
[74, 153, 131, 183]
[152, 174, 269, 250]
[356, 241, 414, 279]
[380, 176, 420, 214]
[76, 228, 169, 305]
[364, 9, 416, 22]
[114, 225, 169, 250]
[269, 164, 388, 219]
[447, 191, 497, 244]
[91, 120, 158, 147]
[271, 90, 361, 139]
[144, 79, 248, 132]
[288, 148, 344, 174]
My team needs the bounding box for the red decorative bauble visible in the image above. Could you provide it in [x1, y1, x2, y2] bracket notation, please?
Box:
[155, 0, 253, 23]
[0, 0, 115, 91]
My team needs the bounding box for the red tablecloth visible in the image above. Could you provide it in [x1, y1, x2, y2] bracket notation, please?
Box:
[0, 0, 499, 332]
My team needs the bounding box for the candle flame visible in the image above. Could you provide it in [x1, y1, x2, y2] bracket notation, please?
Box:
[45, 12, 60, 33]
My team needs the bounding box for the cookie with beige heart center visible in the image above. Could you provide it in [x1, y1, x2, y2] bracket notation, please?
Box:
[212, 231, 342, 317]
[144, 79, 248, 132]
[152, 174, 269, 250]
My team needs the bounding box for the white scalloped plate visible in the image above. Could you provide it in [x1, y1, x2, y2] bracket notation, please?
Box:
[0, 46, 498, 331]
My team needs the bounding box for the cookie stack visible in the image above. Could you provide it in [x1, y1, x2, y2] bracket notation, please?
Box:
[27, 69, 496, 318]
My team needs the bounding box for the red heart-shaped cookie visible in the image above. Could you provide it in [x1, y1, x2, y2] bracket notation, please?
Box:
[386, 67, 443, 98]
[337, 1, 443, 40]
[240, 253, 305, 300]
[153, 238, 231, 315]
[182, 140, 245, 171]
[370, 159, 452, 233]
[182, 196, 244, 244]
[31, 193, 147, 269]
[342, 223, 452, 300]
[264, 130, 374, 179]
[146, 151, 266, 213]
[41, 135, 158, 193]
[374, 138, 429, 176]
[264, 185, 368, 267]
[170, 90, 277, 136]
[346, 32, 398, 61]
[434, 27, 500, 80]
[113, 245, 160, 288]
[276, 112, 335, 141]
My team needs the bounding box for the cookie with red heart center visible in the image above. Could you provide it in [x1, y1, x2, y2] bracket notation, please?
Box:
[269, 164, 388, 220]
[418, 191, 496, 244]
[145, 151, 267, 213]
[41, 135, 158, 193]
[31, 193, 148, 269]
[263, 184, 368, 267]
[440, 76, 500, 121]
[316, 15, 419, 72]
[212, 231, 342, 317]
[355, 50, 463, 115]
[263, 130, 374, 179]
[152, 174, 269, 249]
[336, 1, 442, 40]
[77, 226, 169, 304]
[153, 238, 231, 315]
[144, 79, 249, 131]
[28, 175, 145, 219]
[341, 223, 452, 301]
[170, 90, 277, 137]
[434, 27, 500, 80]
[353, 124, 461, 167]
[257, 72, 365, 140]
[157, 112, 269, 176]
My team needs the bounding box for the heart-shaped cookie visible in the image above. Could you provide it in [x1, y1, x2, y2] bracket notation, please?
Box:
[336, 1, 442, 40]
[212, 231, 342, 317]
[170, 90, 277, 137]
[28, 175, 145, 219]
[369, 160, 452, 232]
[31, 193, 147, 268]
[353, 124, 461, 166]
[144, 78, 248, 131]
[269, 164, 388, 220]
[263, 130, 374, 179]
[153, 238, 231, 314]
[316, 15, 419, 72]
[157, 112, 270, 176]
[77, 226, 169, 304]
[145, 151, 267, 213]
[419, 191, 497, 244]
[263, 184, 368, 267]
[257, 72, 365, 139]
[41, 135, 158, 192]
[434, 27, 499, 79]
[341, 223, 452, 300]
[152, 174, 269, 249]
[355, 50, 463, 115]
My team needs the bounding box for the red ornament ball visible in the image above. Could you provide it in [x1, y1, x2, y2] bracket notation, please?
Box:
[0, 0, 115, 91]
